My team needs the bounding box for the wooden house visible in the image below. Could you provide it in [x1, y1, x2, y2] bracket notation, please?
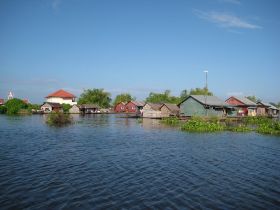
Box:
[125, 101, 145, 113]
[69, 105, 80, 114]
[225, 96, 257, 116]
[160, 103, 180, 117]
[79, 104, 100, 114]
[257, 102, 279, 117]
[45, 89, 77, 105]
[41, 102, 62, 113]
[179, 95, 229, 117]
[114, 102, 126, 113]
[142, 103, 163, 118]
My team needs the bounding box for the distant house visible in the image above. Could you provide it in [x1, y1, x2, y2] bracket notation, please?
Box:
[142, 103, 163, 118]
[160, 103, 180, 117]
[79, 104, 100, 114]
[114, 102, 126, 113]
[0, 99, 4, 106]
[125, 101, 145, 113]
[225, 96, 257, 116]
[41, 102, 62, 113]
[69, 105, 80, 114]
[22, 99, 29, 104]
[179, 95, 229, 117]
[257, 102, 279, 117]
[45, 89, 77, 105]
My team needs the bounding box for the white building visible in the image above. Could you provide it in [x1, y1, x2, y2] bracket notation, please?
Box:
[45, 89, 77, 105]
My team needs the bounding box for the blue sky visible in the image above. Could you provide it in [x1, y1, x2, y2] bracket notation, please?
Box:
[1, 0, 280, 103]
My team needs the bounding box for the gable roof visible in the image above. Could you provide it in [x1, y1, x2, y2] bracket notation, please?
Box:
[258, 102, 279, 110]
[41, 102, 62, 108]
[129, 101, 145, 107]
[46, 89, 76, 98]
[179, 95, 229, 107]
[145, 103, 163, 111]
[228, 96, 257, 106]
[160, 103, 179, 112]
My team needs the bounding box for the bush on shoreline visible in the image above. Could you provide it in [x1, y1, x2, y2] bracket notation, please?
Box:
[46, 112, 73, 127]
[181, 117, 225, 132]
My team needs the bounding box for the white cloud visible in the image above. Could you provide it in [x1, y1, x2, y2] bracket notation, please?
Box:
[219, 0, 241, 5]
[194, 10, 262, 29]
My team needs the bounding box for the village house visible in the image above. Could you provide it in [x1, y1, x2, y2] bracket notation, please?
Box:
[0, 99, 4, 106]
[45, 89, 77, 105]
[114, 102, 126, 113]
[41, 102, 62, 113]
[179, 95, 229, 117]
[79, 104, 100, 114]
[142, 103, 163, 118]
[160, 103, 180, 118]
[125, 101, 145, 113]
[69, 104, 80, 114]
[225, 96, 257, 116]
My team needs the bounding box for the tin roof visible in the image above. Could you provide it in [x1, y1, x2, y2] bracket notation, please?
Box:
[180, 95, 229, 107]
[130, 101, 145, 107]
[145, 103, 163, 111]
[230, 96, 257, 106]
[46, 89, 76, 98]
[160, 103, 179, 112]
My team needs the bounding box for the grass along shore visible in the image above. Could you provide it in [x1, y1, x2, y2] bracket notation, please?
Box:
[161, 116, 280, 135]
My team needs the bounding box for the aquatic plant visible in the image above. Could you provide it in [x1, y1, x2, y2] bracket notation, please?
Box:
[181, 117, 224, 132]
[46, 112, 73, 126]
[243, 116, 272, 125]
[226, 124, 252, 132]
[257, 121, 280, 135]
[161, 117, 180, 125]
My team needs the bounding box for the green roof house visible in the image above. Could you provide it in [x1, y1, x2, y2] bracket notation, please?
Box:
[178, 95, 229, 117]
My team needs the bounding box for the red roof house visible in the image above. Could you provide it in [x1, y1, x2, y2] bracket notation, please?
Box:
[46, 89, 76, 99]
[125, 101, 145, 113]
[114, 102, 126, 113]
[0, 99, 4, 105]
[45, 89, 77, 105]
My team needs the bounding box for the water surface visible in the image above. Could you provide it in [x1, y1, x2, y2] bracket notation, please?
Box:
[0, 115, 280, 209]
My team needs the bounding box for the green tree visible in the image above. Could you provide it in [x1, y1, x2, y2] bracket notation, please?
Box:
[0, 106, 7, 114]
[180, 89, 189, 100]
[145, 90, 180, 104]
[189, 87, 213, 96]
[62, 104, 72, 113]
[5, 98, 28, 115]
[78, 89, 111, 108]
[113, 93, 134, 106]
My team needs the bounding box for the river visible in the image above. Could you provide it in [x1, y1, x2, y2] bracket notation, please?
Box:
[0, 114, 280, 209]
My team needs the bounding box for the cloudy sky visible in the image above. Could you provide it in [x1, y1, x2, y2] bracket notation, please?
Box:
[1, 0, 279, 103]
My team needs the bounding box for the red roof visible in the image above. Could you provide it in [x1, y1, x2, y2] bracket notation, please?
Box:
[46, 89, 76, 98]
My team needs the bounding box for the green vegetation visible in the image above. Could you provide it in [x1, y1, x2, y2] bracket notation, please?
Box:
[246, 95, 259, 103]
[78, 89, 111, 108]
[0, 106, 7, 114]
[113, 93, 134, 106]
[257, 121, 280, 135]
[181, 117, 224, 132]
[4, 98, 28, 115]
[62, 103, 71, 113]
[161, 117, 180, 125]
[226, 124, 252, 132]
[145, 90, 180, 104]
[243, 116, 272, 125]
[46, 112, 73, 126]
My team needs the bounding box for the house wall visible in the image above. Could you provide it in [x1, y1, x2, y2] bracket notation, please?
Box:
[114, 103, 126, 112]
[46, 97, 77, 105]
[125, 102, 138, 113]
[180, 97, 224, 117]
[41, 104, 52, 113]
[257, 107, 267, 116]
[69, 105, 80, 114]
[142, 104, 162, 118]
[160, 106, 172, 118]
[225, 97, 244, 106]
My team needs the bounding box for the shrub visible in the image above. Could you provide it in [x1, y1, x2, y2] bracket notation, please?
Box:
[62, 104, 72, 113]
[0, 106, 7, 114]
[181, 117, 225, 132]
[161, 117, 180, 125]
[257, 121, 280, 135]
[226, 124, 252, 132]
[5, 98, 28, 115]
[46, 112, 73, 127]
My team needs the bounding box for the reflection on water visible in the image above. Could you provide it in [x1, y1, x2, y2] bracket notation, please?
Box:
[0, 114, 280, 209]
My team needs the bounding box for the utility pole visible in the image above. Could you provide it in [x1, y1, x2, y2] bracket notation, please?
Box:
[203, 70, 208, 116]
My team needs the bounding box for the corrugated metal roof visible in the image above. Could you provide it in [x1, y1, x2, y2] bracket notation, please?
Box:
[190, 95, 229, 107]
[146, 103, 163, 111]
[130, 101, 145, 107]
[233, 96, 257, 106]
[161, 103, 179, 112]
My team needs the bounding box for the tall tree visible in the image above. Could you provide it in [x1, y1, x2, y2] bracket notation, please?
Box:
[189, 87, 213, 96]
[145, 90, 180, 104]
[113, 93, 134, 106]
[78, 89, 111, 108]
